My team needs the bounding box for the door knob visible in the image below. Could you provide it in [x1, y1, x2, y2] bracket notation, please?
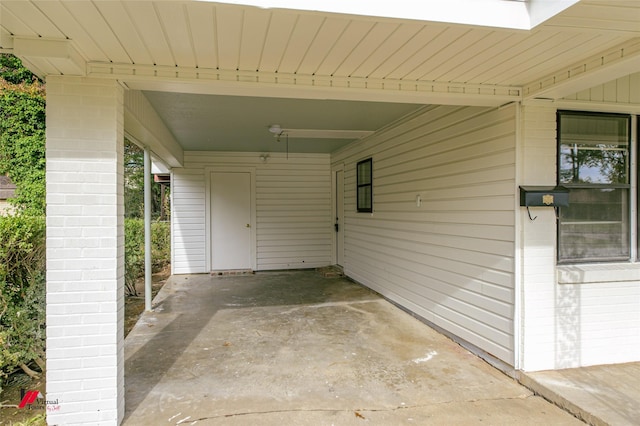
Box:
[246, 224, 251, 228]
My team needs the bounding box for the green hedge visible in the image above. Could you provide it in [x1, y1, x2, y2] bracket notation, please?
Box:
[0, 215, 45, 389]
[0, 216, 171, 393]
[124, 219, 170, 296]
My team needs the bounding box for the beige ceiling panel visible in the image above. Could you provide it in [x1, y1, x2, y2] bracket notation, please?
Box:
[154, 2, 196, 67]
[448, 32, 528, 83]
[366, 25, 445, 80]
[0, 4, 40, 37]
[547, 16, 640, 35]
[428, 31, 504, 82]
[258, 12, 298, 72]
[22, 56, 59, 77]
[2, 1, 63, 39]
[277, 14, 325, 74]
[493, 33, 621, 86]
[484, 31, 609, 85]
[63, 1, 131, 64]
[388, 26, 471, 81]
[477, 31, 575, 84]
[185, 3, 218, 69]
[350, 23, 425, 78]
[409, 29, 494, 81]
[331, 21, 399, 78]
[446, 32, 527, 83]
[93, 2, 153, 66]
[312, 20, 374, 77]
[0, 27, 12, 50]
[295, 17, 349, 76]
[124, 2, 173, 67]
[459, 30, 559, 85]
[545, 2, 640, 34]
[215, 5, 245, 71]
[33, 1, 104, 61]
[238, 7, 271, 72]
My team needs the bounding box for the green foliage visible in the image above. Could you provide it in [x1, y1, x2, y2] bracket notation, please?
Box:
[152, 221, 171, 267]
[124, 219, 171, 296]
[0, 54, 40, 85]
[0, 215, 46, 388]
[124, 139, 170, 220]
[0, 54, 46, 216]
[124, 218, 145, 296]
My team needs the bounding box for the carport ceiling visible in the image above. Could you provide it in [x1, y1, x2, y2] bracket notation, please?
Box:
[142, 91, 423, 153]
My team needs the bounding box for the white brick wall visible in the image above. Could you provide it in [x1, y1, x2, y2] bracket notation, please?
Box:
[519, 105, 560, 371]
[519, 105, 640, 371]
[46, 76, 125, 425]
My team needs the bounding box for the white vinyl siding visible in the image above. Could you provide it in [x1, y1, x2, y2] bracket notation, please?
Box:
[257, 165, 332, 270]
[172, 153, 331, 273]
[563, 72, 640, 104]
[332, 105, 517, 365]
[171, 169, 207, 274]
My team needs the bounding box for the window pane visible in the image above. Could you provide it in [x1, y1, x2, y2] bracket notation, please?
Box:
[358, 186, 371, 211]
[558, 188, 629, 262]
[358, 160, 372, 185]
[559, 114, 629, 184]
[357, 158, 373, 212]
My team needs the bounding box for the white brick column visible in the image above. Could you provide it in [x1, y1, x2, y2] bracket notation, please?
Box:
[45, 77, 125, 425]
[519, 105, 559, 371]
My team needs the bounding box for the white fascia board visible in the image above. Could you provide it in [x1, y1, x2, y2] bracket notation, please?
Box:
[124, 90, 184, 168]
[89, 63, 521, 107]
[151, 156, 171, 174]
[12, 37, 86, 76]
[209, 0, 579, 30]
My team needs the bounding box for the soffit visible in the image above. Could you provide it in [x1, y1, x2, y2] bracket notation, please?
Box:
[142, 92, 421, 153]
[1, 0, 638, 154]
[1, 0, 637, 86]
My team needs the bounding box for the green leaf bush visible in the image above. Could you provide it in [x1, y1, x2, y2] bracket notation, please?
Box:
[0, 215, 46, 392]
[124, 219, 171, 297]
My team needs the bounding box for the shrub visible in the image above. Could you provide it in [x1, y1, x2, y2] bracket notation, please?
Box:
[124, 219, 171, 296]
[0, 215, 46, 392]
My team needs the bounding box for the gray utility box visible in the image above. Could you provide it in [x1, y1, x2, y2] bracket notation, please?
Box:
[519, 186, 569, 207]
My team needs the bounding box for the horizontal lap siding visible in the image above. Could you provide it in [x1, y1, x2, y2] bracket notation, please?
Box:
[172, 169, 206, 273]
[332, 105, 516, 365]
[256, 166, 331, 270]
[172, 153, 331, 273]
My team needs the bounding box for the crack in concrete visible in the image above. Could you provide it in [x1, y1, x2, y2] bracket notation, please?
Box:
[185, 394, 536, 423]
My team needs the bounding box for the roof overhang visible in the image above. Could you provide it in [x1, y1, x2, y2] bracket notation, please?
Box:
[213, 0, 581, 30]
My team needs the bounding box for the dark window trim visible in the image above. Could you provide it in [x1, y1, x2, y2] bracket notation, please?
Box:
[357, 158, 373, 213]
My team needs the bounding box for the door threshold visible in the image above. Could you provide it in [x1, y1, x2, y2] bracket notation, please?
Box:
[210, 269, 255, 276]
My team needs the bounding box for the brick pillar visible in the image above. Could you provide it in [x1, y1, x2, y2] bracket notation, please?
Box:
[45, 77, 125, 425]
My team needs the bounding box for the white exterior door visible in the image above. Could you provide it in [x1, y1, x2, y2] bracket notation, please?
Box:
[211, 171, 252, 270]
[335, 169, 345, 266]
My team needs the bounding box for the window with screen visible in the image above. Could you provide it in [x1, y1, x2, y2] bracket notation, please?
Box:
[357, 158, 373, 213]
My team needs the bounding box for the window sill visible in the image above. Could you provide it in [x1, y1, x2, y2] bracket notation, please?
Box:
[557, 263, 640, 284]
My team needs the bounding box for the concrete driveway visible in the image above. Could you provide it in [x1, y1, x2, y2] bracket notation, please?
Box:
[123, 270, 582, 425]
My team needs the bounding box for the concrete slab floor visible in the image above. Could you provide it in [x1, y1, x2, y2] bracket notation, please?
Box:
[522, 362, 640, 426]
[124, 271, 583, 425]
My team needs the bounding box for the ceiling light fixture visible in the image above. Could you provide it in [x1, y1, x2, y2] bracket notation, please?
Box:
[268, 124, 283, 135]
[267, 124, 373, 140]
